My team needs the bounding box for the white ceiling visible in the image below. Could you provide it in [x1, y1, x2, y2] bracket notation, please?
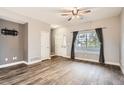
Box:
[4, 7, 122, 27]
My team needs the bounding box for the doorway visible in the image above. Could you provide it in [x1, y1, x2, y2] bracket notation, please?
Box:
[41, 31, 50, 61]
[50, 29, 55, 56]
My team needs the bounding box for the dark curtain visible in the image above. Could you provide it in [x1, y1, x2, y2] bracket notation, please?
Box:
[71, 31, 78, 59]
[95, 28, 105, 63]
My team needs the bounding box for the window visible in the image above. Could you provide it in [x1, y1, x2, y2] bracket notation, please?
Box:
[75, 31, 100, 53]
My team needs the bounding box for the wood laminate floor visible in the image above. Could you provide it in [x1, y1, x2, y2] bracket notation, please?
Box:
[0, 56, 124, 85]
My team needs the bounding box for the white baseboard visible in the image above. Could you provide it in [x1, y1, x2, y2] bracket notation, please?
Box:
[28, 59, 42, 65]
[106, 61, 120, 66]
[0, 61, 27, 68]
[75, 57, 98, 63]
[0, 59, 42, 68]
[63, 55, 120, 66]
[0, 58, 52, 68]
[0, 56, 120, 69]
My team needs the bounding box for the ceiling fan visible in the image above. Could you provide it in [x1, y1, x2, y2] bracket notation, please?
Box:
[60, 7, 91, 21]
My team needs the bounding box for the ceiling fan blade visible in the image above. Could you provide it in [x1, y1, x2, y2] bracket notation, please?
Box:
[79, 10, 91, 13]
[60, 13, 72, 16]
[78, 10, 91, 16]
[61, 14, 70, 16]
[68, 17, 72, 21]
[83, 10, 91, 13]
[60, 10, 72, 13]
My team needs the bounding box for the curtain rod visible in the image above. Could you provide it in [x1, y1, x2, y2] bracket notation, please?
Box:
[71, 27, 107, 33]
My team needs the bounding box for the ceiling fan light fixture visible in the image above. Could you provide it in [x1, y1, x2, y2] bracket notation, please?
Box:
[76, 15, 80, 18]
[73, 7, 78, 15]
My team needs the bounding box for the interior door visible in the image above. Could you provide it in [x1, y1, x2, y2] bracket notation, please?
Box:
[41, 31, 50, 61]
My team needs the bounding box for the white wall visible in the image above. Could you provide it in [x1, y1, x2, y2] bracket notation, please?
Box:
[55, 16, 120, 66]
[120, 8, 124, 73]
[0, 8, 50, 63]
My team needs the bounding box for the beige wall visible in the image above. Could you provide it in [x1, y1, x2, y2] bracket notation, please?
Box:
[55, 16, 120, 65]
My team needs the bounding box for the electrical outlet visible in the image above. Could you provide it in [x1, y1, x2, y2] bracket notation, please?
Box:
[15, 56, 17, 60]
[5, 58, 8, 62]
[13, 56, 17, 60]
